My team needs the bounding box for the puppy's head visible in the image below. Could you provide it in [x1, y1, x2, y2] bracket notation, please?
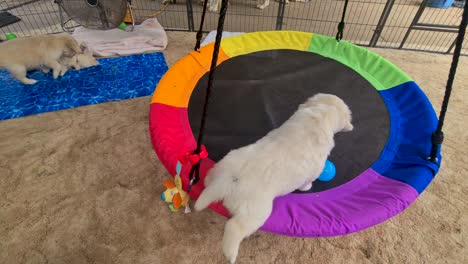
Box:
[75, 53, 99, 69]
[71, 43, 98, 70]
[301, 93, 354, 133]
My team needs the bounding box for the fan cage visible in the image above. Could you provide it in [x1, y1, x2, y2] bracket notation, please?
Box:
[58, 0, 129, 30]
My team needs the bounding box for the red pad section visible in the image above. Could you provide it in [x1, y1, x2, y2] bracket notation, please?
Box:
[149, 103, 230, 217]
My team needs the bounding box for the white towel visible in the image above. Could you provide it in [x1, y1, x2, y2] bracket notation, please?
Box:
[201, 31, 245, 46]
[72, 18, 168, 57]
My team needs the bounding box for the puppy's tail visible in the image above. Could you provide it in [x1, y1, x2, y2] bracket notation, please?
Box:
[194, 180, 225, 211]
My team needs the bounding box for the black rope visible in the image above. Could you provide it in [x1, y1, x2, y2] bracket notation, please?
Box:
[336, 0, 349, 41]
[188, 0, 230, 188]
[194, 0, 210, 51]
[429, 2, 468, 162]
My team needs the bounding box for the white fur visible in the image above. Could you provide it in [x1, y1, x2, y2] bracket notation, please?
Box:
[283, 0, 311, 4]
[255, 0, 270, 10]
[0, 33, 81, 84]
[194, 93, 353, 263]
[205, 0, 268, 12]
[173, 0, 304, 12]
[206, 0, 224, 12]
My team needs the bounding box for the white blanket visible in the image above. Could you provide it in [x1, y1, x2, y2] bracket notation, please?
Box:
[72, 18, 168, 57]
[201, 31, 244, 46]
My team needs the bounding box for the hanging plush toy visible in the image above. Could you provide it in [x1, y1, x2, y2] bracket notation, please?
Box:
[161, 146, 209, 213]
[161, 161, 191, 213]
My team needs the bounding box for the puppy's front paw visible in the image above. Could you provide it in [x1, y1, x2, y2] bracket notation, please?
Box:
[298, 182, 312, 191]
[60, 68, 68, 77]
[52, 70, 60, 79]
[21, 78, 38, 85]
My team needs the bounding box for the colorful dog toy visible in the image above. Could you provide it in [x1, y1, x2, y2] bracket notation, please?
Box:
[161, 161, 191, 212]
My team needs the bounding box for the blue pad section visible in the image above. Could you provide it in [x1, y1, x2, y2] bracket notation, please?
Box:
[0, 53, 168, 120]
[372, 81, 441, 194]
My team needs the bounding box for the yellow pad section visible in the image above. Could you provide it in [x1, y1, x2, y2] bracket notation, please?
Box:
[152, 43, 229, 107]
[221, 31, 313, 58]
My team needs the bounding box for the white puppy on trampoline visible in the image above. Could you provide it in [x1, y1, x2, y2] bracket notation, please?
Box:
[194, 93, 353, 263]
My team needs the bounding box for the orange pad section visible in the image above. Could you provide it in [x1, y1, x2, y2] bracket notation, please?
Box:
[151, 43, 229, 108]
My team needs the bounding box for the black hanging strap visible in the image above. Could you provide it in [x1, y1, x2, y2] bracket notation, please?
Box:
[429, 2, 468, 162]
[188, 0, 230, 188]
[336, 0, 349, 41]
[194, 0, 210, 51]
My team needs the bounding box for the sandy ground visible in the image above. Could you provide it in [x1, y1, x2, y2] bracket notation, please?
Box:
[0, 31, 467, 264]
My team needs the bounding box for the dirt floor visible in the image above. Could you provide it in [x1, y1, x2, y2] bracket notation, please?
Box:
[0, 31, 467, 264]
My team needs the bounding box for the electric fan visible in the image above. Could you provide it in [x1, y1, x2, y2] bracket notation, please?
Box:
[55, 0, 135, 30]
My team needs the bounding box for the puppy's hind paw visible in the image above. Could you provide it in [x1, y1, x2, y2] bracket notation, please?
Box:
[298, 182, 312, 192]
[223, 250, 238, 264]
[223, 239, 239, 264]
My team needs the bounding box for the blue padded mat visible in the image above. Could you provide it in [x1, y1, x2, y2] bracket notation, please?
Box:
[0, 52, 168, 120]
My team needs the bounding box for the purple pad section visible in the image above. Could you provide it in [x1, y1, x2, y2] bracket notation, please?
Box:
[260, 168, 419, 237]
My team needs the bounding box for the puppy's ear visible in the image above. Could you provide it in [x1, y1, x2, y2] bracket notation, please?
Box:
[80, 42, 91, 55]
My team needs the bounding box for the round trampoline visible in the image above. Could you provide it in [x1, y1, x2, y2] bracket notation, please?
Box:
[149, 31, 442, 237]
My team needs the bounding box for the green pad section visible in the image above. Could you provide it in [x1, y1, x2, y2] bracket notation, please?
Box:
[308, 34, 412, 91]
